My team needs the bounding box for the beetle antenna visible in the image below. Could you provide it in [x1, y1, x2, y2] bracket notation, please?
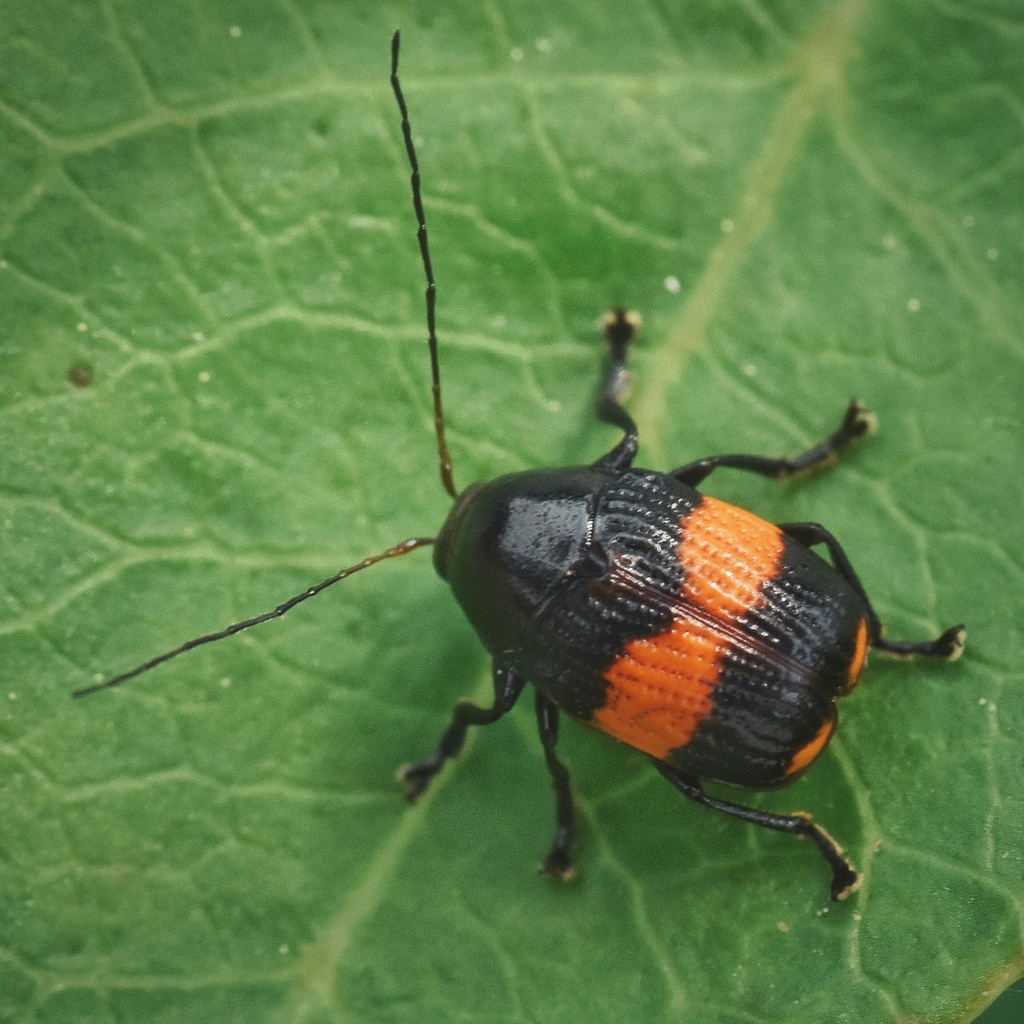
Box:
[390, 30, 458, 501]
[74, 37, 451, 700]
[73, 537, 435, 698]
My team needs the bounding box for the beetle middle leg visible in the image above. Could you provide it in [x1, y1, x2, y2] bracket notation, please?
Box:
[780, 521, 966, 660]
[535, 691, 576, 879]
[399, 663, 525, 800]
[653, 761, 860, 901]
[672, 401, 876, 487]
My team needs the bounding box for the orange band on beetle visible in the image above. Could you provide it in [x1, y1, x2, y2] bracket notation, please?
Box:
[842, 618, 870, 694]
[594, 496, 787, 759]
[785, 714, 837, 779]
[680, 496, 785, 620]
[596, 618, 723, 759]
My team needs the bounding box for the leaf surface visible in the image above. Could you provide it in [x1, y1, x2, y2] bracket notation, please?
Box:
[1, 2, 1021, 1022]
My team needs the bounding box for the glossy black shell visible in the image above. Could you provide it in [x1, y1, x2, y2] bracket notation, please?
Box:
[434, 465, 868, 788]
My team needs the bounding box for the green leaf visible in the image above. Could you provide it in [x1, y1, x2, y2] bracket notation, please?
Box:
[1, 2, 1021, 1022]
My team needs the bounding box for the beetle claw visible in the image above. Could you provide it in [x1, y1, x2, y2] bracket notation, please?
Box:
[397, 760, 439, 802]
[540, 852, 576, 882]
[938, 625, 967, 662]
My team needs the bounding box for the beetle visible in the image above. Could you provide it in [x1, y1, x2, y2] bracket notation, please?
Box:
[75, 31, 965, 901]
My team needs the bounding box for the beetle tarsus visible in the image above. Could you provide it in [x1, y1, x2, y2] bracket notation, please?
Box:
[938, 625, 967, 661]
[798, 817, 862, 901]
[397, 759, 442, 801]
[843, 399, 878, 439]
[540, 841, 576, 882]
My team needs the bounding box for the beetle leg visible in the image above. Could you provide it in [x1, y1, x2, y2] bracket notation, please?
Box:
[653, 761, 860, 901]
[535, 691, 576, 879]
[779, 521, 966, 660]
[399, 662, 526, 800]
[592, 308, 641, 473]
[672, 401, 875, 486]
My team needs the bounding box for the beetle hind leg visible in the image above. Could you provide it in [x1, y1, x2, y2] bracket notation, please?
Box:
[399, 663, 525, 801]
[779, 521, 966, 662]
[654, 761, 860, 901]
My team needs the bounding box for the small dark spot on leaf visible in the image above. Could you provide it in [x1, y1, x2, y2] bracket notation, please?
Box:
[312, 115, 331, 138]
[68, 362, 93, 388]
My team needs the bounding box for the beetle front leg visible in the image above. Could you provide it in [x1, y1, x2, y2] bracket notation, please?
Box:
[654, 761, 861, 901]
[672, 401, 875, 487]
[591, 308, 642, 473]
[399, 662, 525, 801]
[535, 691, 576, 879]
